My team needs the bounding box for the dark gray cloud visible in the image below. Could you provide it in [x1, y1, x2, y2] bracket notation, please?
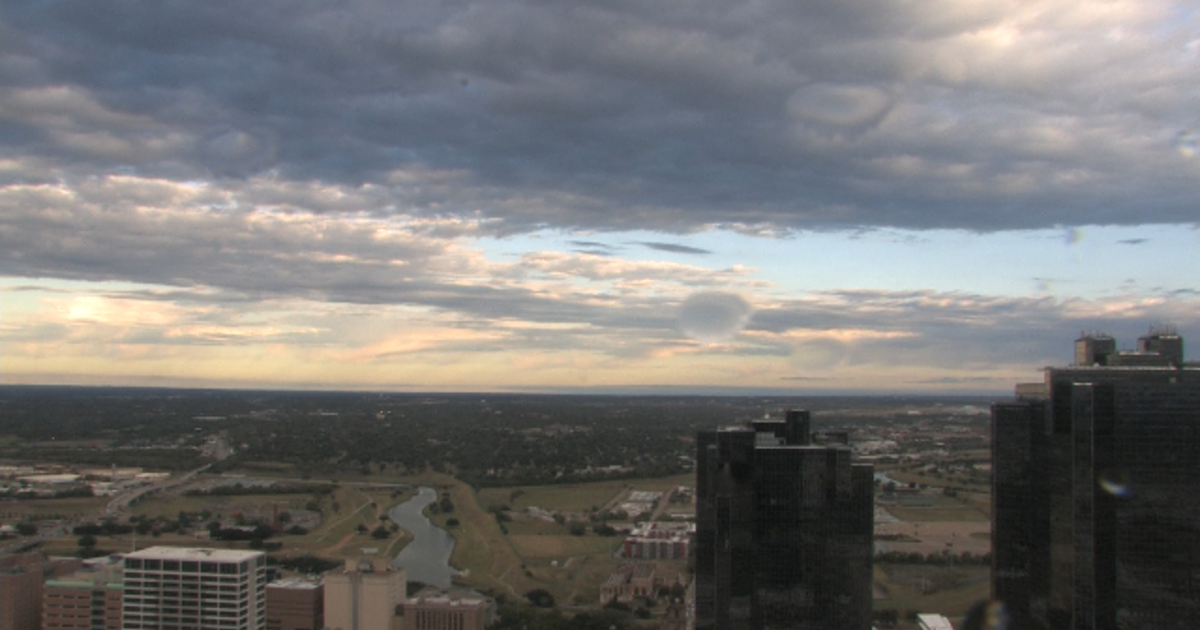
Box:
[1118, 238, 1149, 245]
[906, 376, 998, 384]
[569, 240, 619, 256]
[638, 242, 713, 255]
[3, 0, 1197, 234]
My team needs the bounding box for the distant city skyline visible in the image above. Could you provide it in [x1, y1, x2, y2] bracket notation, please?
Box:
[2, 1, 1198, 393]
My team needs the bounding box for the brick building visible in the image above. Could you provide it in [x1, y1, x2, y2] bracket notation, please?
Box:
[265, 578, 323, 630]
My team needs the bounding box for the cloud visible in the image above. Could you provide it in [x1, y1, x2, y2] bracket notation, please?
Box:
[2, 0, 1198, 392]
[677, 291, 754, 343]
[569, 240, 619, 256]
[637, 242, 713, 255]
[2, 0, 1196, 234]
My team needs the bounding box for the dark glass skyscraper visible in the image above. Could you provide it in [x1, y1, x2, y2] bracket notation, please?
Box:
[992, 329, 1200, 630]
[695, 410, 874, 630]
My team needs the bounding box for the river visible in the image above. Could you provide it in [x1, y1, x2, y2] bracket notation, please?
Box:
[388, 486, 458, 588]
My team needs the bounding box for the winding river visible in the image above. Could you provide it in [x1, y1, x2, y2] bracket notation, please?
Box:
[388, 486, 458, 588]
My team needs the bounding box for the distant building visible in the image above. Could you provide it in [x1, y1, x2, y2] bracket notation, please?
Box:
[265, 577, 323, 630]
[121, 547, 267, 630]
[694, 410, 874, 630]
[992, 328, 1200, 629]
[660, 581, 687, 630]
[599, 564, 657, 604]
[0, 553, 81, 630]
[621, 522, 693, 560]
[323, 557, 405, 630]
[915, 613, 954, 630]
[42, 556, 124, 630]
[397, 590, 495, 630]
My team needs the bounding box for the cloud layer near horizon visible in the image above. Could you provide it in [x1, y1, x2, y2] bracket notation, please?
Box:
[2, 0, 1199, 392]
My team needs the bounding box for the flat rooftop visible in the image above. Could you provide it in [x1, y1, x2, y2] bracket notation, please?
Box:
[268, 577, 323, 590]
[125, 547, 263, 562]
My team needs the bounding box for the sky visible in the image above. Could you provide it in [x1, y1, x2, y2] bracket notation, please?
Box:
[2, 0, 1199, 394]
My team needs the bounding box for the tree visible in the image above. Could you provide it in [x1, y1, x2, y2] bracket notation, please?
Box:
[78, 534, 97, 549]
[16, 522, 37, 536]
[525, 588, 556, 608]
[278, 555, 340, 574]
[371, 525, 391, 539]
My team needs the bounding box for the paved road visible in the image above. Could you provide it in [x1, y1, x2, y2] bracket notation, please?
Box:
[103, 464, 212, 518]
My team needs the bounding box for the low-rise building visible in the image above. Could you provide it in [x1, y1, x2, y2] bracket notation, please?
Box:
[41, 556, 124, 630]
[266, 577, 323, 630]
[1, 553, 81, 630]
[598, 564, 656, 604]
[620, 522, 693, 560]
[397, 590, 495, 630]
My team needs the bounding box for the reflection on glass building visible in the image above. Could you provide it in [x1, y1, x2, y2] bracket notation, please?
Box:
[695, 410, 874, 630]
[992, 328, 1200, 630]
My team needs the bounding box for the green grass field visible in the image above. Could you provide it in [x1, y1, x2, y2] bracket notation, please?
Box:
[476, 473, 693, 514]
[478, 481, 628, 513]
[500, 515, 569, 536]
[25, 470, 695, 609]
[0, 497, 110, 520]
[509, 534, 620, 559]
[874, 563, 991, 625]
[883, 469, 992, 495]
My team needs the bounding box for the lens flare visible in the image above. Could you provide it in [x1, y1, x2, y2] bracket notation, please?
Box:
[1098, 469, 1131, 497]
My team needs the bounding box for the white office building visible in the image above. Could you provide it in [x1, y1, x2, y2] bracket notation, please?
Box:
[121, 547, 267, 630]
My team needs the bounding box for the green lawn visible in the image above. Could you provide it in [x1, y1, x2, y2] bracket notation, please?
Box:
[509, 534, 620, 559]
[478, 482, 628, 513]
[874, 563, 991, 623]
[884, 469, 992, 495]
[0, 497, 110, 521]
[477, 473, 693, 514]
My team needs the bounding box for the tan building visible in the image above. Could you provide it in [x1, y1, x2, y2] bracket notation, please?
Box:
[42, 556, 125, 630]
[398, 591, 495, 630]
[323, 557, 405, 630]
[266, 578, 323, 630]
[1, 553, 81, 630]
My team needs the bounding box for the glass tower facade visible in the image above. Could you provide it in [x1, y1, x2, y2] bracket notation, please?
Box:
[695, 410, 874, 630]
[992, 331, 1200, 630]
